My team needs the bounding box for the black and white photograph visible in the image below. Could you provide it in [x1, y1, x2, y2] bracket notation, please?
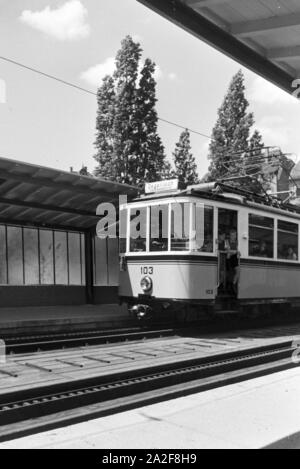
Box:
[0, 0, 300, 452]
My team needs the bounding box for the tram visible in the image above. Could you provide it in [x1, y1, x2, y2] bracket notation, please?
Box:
[119, 180, 300, 321]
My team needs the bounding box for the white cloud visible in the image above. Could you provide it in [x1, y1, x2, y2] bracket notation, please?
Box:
[0, 79, 6, 104]
[249, 76, 298, 106]
[80, 57, 115, 87]
[256, 116, 290, 148]
[20, 1, 90, 41]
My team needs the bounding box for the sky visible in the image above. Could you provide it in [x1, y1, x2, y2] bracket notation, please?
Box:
[1, 0, 300, 179]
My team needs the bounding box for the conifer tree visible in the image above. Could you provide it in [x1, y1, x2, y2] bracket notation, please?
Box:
[245, 130, 266, 192]
[94, 76, 116, 179]
[172, 129, 199, 186]
[207, 70, 254, 181]
[94, 36, 170, 185]
[135, 58, 170, 184]
[112, 36, 142, 184]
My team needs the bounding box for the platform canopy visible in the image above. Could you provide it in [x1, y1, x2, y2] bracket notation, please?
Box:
[0, 157, 137, 231]
[138, 0, 300, 93]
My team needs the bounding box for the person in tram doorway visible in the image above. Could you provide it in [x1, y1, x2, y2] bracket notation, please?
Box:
[225, 229, 240, 296]
[217, 232, 227, 292]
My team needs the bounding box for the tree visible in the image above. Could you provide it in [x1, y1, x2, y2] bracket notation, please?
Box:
[207, 70, 254, 181]
[135, 58, 171, 184]
[94, 36, 170, 185]
[172, 129, 199, 186]
[249, 129, 264, 153]
[112, 36, 142, 184]
[94, 76, 116, 180]
[79, 165, 91, 176]
[244, 129, 266, 192]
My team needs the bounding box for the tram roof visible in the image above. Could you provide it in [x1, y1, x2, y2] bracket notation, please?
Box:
[0, 157, 137, 231]
[138, 0, 300, 94]
[132, 182, 300, 219]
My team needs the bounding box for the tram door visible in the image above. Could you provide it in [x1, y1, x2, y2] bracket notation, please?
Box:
[217, 208, 239, 297]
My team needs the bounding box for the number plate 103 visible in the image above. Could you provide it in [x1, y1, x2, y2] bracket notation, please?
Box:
[141, 266, 154, 275]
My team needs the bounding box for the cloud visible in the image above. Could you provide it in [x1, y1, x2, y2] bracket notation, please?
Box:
[0, 79, 6, 104]
[249, 76, 298, 106]
[256, 116, 290, 148]
[80, 57, 116, 87]
[20, 1, 90, 41]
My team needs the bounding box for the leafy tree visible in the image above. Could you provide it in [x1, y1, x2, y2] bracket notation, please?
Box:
[79, 165, 91, 176]
[94, 36, 170, 185]
[249, 129, 264, 153]
[172, 129, 199, 186]
[207, 70, 254, 181]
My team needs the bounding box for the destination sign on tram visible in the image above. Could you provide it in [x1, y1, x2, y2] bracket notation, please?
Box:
[145, 179, 179, 194]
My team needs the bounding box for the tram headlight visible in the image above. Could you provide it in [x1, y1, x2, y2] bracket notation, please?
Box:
[140, 276, 152, 293]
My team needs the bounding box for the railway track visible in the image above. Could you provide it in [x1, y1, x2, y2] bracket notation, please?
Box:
[5, 327, 176, 354]
[5, 311, 300, 354]
[0, 339, 298, 443]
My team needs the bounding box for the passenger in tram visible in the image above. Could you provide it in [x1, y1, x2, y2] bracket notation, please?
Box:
[217, 232, 226, 251]
[287, 247, 298, 261]
[200, 236, 213, 252]
[257, 241, 268, 258]
[225, 229, 240, 296]
[131, 238, 146, 252]
[217, 232, 227, 291]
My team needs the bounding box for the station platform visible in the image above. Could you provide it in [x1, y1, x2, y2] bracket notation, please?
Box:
[0, 304, 134, 337]
[2, 367, 299, 449]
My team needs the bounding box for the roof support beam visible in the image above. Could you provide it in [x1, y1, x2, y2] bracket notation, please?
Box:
[268, 45, 300, 60]
[138, 0, 294, 93]
[0, 196, 98, 218]
[232, 13, 300, 38]
[0, 168, 115, 202]
[186, 0, 228, 6]
[0, 217, 89, 232]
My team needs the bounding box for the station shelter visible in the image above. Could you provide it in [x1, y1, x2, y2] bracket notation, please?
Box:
[0, 156, 137, 309]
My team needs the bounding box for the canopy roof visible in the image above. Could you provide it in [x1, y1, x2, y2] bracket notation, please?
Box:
[0, 157, 137, 231]
[139, 0, 300, 93]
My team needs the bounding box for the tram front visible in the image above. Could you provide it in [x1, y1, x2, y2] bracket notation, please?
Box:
[119, 181, 218, 321]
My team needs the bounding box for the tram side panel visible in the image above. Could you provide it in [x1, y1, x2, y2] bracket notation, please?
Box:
[119, 258, 218, 302]
[239, 261, 300, 299]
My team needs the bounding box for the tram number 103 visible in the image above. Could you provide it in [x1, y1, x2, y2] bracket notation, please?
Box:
[141, 266, 154, 275]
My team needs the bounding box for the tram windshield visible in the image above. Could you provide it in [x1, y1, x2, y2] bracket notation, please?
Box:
[129, 207, 147, 252]
[128, 200, 214, 254]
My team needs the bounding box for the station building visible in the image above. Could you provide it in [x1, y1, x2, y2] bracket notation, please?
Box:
[0, 156, 136, 309]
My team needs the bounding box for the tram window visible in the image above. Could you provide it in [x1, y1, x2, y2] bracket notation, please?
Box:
[193, 204, 214, 253]
[171, 202, 191, 251]
[248, 214, 274, 258]
[278, 220, 298, 261]
[129, 207, 147, 252]
[150, 204, 168, 252]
